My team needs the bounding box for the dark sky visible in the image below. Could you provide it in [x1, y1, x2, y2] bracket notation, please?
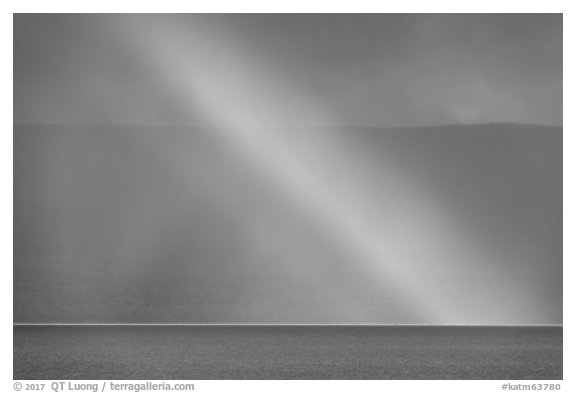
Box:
[13, 14, 562, 324]
[14, 14, 562, 127]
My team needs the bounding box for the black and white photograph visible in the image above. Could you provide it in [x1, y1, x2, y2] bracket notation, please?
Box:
[13, 12, 563, 381]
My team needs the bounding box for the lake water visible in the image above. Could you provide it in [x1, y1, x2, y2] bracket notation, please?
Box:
[13, 325, 562, 380]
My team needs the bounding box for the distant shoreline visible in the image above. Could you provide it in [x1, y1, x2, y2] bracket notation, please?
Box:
[13, 323, 563, 327]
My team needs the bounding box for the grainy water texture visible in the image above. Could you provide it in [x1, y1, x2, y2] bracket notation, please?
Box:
[14, 326, 562, 379]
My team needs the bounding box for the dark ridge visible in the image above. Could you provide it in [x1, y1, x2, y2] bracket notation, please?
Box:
[13, 123, 562, 130]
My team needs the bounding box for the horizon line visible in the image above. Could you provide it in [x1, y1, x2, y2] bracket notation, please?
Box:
[12, 323, 563, 327]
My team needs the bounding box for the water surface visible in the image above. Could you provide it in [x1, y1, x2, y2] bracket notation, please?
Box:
[13, 325, 562, 379]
